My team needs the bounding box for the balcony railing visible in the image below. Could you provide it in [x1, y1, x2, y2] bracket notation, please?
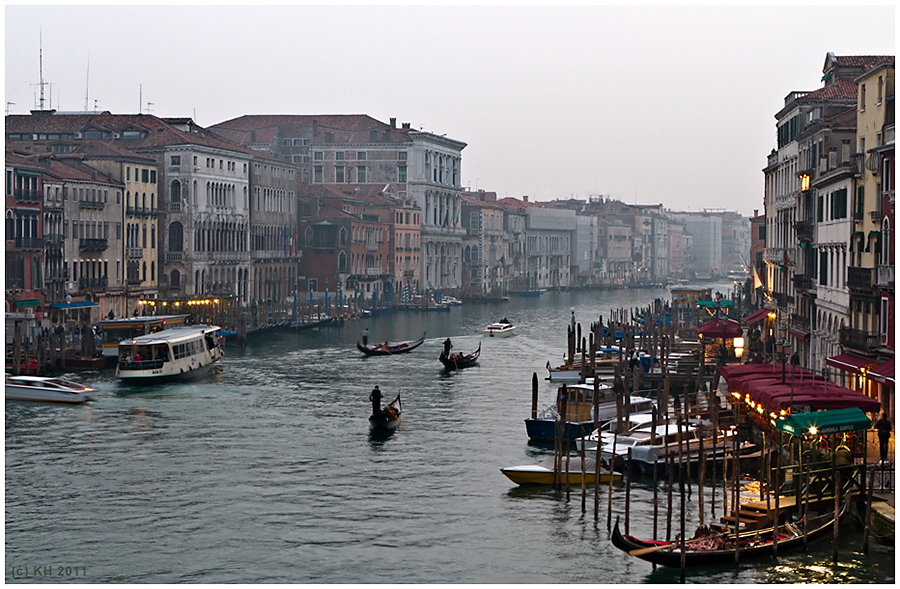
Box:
[166, 252, 183, 262]
[78, 276, 108, 290]
[365, 267, 384, 276]
[790, 312, 809, 333]
[773, 292, 794, 309]
[793, 220, 813, 240]
[126, 206, 154, 217]
[44, 233, 64, 246]
[167, 202, 182, 212]
[79, 200, 106, 210]
[404, 270, 415, 277]
[15, 236, 44, 250]
[127, 247, 144, 259]
[14, 189, 40, 203]
[792, 274, 814, 291]
[839, 326, 880, 353]
[847, 266, 874, 291]
[79, 238, 108, 251]
[876, 264, 894, 287]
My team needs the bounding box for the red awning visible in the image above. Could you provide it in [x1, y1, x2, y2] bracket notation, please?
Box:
[698, 317, 743, 338]
[789, 327, 810, 341]
[742, 308, 769, 325]
[826, 353, 879, 373]
[869, 360, 895, 386]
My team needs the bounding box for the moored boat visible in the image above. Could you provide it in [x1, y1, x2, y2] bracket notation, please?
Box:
[484, 318, 516, 337]
[5, 375, 95, 403]
[357, 333, 426, 356]
[500, 456, 622, 485]
[115, 325, 224, 385]
[525, 382, 654, 442]
[611, 504, 845, 567]
[369, 393, 402, 430]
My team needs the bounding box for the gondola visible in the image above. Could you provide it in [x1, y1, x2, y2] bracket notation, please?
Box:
[439, 341, 481, 370]
[357, 332, 426, 356]
[611, 503, 845, 568]
[369, 394, 402, 430]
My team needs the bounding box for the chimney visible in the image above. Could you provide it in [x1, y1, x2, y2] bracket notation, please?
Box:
[402, 122, 411, 130]
[390, 118, 396, 129]
[523, 195, 529, 202]
[754, 209, 758, 217]
[313, 119, 319, 136]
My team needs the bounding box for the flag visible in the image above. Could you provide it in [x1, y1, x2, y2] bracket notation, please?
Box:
[782, 249, 791, 270]
[751, 264, 762, 305]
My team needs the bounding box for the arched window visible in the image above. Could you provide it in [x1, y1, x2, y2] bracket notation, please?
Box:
[150, 261, 155, 282]
[142, 261, 147, 282]
[31, 256, 42, 289]
[882, 217, 890, 264]
[142, 225, 147, 248]
[170, 180, 181, 204]
[305, 226, 313, 246]
[339, 227, 347, 247]
[6, 210, 14, 240]
[170, 269, 181, 288]
[168, 221, 184, 252]
[338, 251, 348, 272]
[151, 225, 156, 248]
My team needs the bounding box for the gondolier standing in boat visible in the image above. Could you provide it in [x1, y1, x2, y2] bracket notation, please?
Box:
[370, 385, 383, 417]
[361, 328, 369, 347]
[443, 338, 453, 358]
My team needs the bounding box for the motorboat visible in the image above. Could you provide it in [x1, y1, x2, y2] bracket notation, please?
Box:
[441, 296, 463, 306]
[500, 456, 622, 486]
[484, 318, 516, 337]
[525, 381, 655, 442]
[5, 375, 95, 403]
[115, 325, 224, 384]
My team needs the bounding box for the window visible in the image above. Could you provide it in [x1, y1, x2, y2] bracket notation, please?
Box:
[142, 169, 149, 183]
[357, 166, 367, 183]
[283, 139, 291, 146]
[84, 130, 102, 140]
[398, 151, 407, 160]
[357, 152, 366, 161]
[860, 84, 867, 111]
[398, 165, 407, 182]
[123, 130, 141, 140]
[314, 151, 324, 161]
[168, 221, 184, 252]
[313, 166, 323, 183]
[335, 151, 344, 160]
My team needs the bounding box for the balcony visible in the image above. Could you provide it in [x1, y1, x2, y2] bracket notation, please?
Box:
[839, 326, 879, 353]
[79, 200, 106, 210]
[847, 267, 874, 292]
[15, 236, 44, 250]
[365, 267, 384, 276]
[127, 247, 144, 259]
[79, 238, 108, 252]
[44, 233, 64, 246]
[790, 312, 809, 333]
[404, 270, 415, 277]
[792, 273, 814, 291]
[166, 252, 183, 262]
[167, 202, 182, 212]
[78, 276, 108, 291]
[366, 243, 378, 252]
[793, 220, 813, 240]
[876, 264, 894, 287]
[14, 189, 40, 203]
[773, 292, 794, 309]
[126, 206, 153, 217]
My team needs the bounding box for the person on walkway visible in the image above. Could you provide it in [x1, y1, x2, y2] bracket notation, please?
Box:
[875, 412, 892, 463]
[790, 350, 800, 366]
[369, 385, 383, 417]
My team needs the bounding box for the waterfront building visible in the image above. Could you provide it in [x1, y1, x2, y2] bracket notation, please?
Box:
[496, 197, 528, 293]
[524, 206, 574, 290]
[5, 151, 46, 336]
[248, 157, 299, 308]
[461, 190, 505, 297]
[600, 217, 633, 284]
[667, 219, 690, 279]
[667, 211, 722, 277]
[211, 115, 467, 294]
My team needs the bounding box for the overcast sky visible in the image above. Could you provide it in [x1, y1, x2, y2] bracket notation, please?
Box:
[5, 4, 896, 215]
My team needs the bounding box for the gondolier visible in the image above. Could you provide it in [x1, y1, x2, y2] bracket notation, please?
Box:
[443, 338, 453, 357]
[361, 328, 369, 347]
[370, 385, 383, 417]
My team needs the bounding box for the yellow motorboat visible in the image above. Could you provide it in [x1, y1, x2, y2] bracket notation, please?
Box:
[500, 456, 622, 486]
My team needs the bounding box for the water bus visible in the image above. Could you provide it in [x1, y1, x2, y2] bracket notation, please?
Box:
[115, 325, 223, 384]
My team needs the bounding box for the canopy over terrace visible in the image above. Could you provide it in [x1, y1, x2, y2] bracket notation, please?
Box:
[776, 407, 872, 437]
[698, 317, 743, 338]
[719, 364, 881, 416]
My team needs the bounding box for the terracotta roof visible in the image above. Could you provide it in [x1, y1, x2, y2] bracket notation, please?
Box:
[831, 55, 894, 69]
[806, 79, 859, 101]
[210, 114, 412, 146]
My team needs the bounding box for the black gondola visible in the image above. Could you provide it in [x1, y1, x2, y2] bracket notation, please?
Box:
[357, 333, 426, 356]
[611, 504, 844, 568]
[439, 341, 481, 370]
[369, 394, 402, 430]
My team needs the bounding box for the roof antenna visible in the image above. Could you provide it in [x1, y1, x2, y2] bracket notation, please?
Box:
[6, 102, 14, 115]
[84, 54, 90, 112]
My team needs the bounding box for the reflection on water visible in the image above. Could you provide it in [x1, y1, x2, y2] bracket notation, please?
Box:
[5, 285, 894, 583]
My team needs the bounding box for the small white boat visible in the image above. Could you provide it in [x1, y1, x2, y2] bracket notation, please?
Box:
[441, 296, 463, 306]
[116, 325, 224, 384]
[501, 456, 622, 485]
[484, 318, 516, 337]
[5, 375, 95, 403]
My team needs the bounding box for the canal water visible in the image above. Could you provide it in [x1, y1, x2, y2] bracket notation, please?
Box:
[6, 285, 895, 583]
